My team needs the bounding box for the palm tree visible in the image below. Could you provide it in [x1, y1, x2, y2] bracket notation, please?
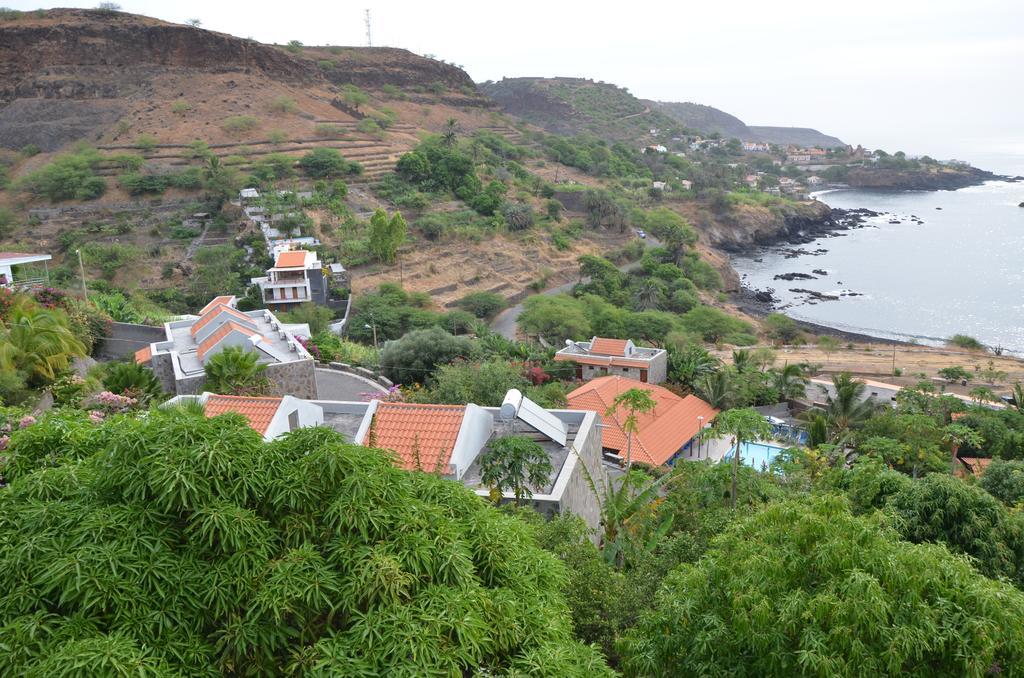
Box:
[943, 423, 983, 475]
[668, 344, 719, 390]
[478, 436, 553, 505]
[606, 387, 657, 471]
[1012, 382, 1024, 414]
[821, 372, 876, 441]
[732, 349, 752, 373]
[632, 279, 662, 310]
[705, 407, 772, 508]
[203, 346, 270, 395]
[697, 369, 735, 410]
[771, 362, 808, 400]
[441, 118, 459, 147]
[0, 301, 86, 385]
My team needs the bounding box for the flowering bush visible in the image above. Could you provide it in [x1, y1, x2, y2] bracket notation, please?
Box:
[18, 415, 35, 429]
[84, 390, 138, 415]
[49, 373, 88, 408]
[32, 287, 68, 310]
[361, 384, 404, 403]
[296, 335, 321, 361]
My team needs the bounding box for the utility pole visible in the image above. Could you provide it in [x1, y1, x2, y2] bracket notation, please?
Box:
[75, 249, 88, 300]
[364, 9, 372, 47]
[892, 342, 897, 376]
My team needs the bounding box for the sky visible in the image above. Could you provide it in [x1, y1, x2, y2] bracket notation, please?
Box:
[12, 0, 1024, 164]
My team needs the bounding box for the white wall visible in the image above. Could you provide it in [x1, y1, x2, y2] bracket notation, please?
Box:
[266, 395, 324, 440]
[448, 404, 494, 480]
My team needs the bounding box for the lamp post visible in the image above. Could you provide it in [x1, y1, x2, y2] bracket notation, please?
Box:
[364, 315, 378, 351]
[697, 415, 704, 459]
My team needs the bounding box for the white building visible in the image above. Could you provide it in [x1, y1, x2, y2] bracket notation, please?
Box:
[250, 250, 328, 309]
[0, 252, 51, 289]
[554, 336, 669, 384]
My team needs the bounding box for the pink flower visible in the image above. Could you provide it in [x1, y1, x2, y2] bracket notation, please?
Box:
[89, 410, 105, 424]
[0, 435, 9, 451]
[18, 415, 36, 429]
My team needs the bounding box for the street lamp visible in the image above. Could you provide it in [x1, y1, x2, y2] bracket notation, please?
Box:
[75, 249, 88, 300]
[364, 317, 378, 351]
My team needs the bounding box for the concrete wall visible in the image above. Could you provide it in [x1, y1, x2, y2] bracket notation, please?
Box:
[554, 411, 606, 538]
[150, 351, 177, 393]
[96, 322, 166, 361]
[647, 351, 668, 384]
[449, 404, 495, 480]
[266, 396, 324, 440]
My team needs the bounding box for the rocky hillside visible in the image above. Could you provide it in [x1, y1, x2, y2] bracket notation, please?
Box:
[846, 165, 996, 190]
[649, 101, 845, 148]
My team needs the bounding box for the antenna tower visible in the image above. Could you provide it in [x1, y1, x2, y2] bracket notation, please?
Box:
[365, 9, 372, 47]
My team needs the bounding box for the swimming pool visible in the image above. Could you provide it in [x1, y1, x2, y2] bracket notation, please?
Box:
[722, 441, 787, 470]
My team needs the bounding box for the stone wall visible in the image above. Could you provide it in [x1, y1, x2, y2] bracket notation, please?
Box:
[149, 352, 177, 394]
[557, 412, 607, 539]
[267, 359, 317, 399]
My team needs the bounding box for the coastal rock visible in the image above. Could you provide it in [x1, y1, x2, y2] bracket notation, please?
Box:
[812, 269, 828, 275]
[1019, 202, 1024, 208]
[754, 290, 775, 303]
[790, 288, 839, 301]
[773, 272, 816, 281]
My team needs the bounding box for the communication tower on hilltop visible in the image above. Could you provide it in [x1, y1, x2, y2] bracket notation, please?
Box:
[364, 9, 372, 47]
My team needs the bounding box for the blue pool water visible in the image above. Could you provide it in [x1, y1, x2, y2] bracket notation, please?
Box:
[722, 442, 786, 470]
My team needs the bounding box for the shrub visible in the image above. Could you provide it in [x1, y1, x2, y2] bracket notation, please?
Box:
[103, 361, 163, 404]
[268, 96, 297, 114]
[379, 327, 476, 385]
[285, 39, 303, 53]
[356, 118, 384, 137]
[267, 129, 287, 144]
[314, 123, 346, 138]
[299, 148, 361, 179]
[203, 346, 270, 395]
[134, 134, 158, 153]
[948, 334, 985, 350]
[18, 148, 106, 202]
[679, 306, 755, 344]
[221, 115, 260, 136]
[317, 59, 335, 70]
[455, 291, 507, 319]
[763, 312, 800, 343]
[501, 202, 534, 231]
[80, 243, 140, 280]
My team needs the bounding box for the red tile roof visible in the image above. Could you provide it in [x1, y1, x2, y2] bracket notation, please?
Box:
[190, 304, 254, 337]
[196, 321, 264, 360]
[366, 402, 466, 472]
[275, 250, 309, 268]
[590, 337, 629, 356]
[567, 376, 718, 466]
[204, 395, 283, 434]
[554, 354, 651, 369]
[134, 346, 152, 365]
[199, 295, 236, 316]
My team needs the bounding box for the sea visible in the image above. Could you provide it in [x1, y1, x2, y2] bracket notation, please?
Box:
[731, 141, 1024, 353]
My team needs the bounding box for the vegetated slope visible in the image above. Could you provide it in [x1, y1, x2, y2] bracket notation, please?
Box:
[479, 77, 679, 141]
[747, 125, 844, 148]
[649, 100, 845, 147]
[646, 101, 750, 139]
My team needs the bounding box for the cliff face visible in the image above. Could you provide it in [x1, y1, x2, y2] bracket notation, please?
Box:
[701, 201, 835, 252]
[846, 166, 994, 190]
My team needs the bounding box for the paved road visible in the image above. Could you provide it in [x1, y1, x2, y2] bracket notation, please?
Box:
[489, 235, 661, 339]
[315, 367, 386, 401]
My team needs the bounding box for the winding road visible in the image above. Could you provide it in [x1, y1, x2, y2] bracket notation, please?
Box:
[489, 234, 660, 339]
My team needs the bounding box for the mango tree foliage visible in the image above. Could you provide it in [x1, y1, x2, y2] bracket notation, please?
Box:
[621, 496, 1024, 677]
[0, 409, 612, 676]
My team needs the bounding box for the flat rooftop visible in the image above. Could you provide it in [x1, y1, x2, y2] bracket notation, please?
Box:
[163, 310, 306, 375]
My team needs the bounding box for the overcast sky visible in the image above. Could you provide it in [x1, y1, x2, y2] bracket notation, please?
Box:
[14, 0, 1023, 164]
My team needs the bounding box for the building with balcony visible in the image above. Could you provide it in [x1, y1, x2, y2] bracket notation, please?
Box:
[554, 336, 668, 384]
[134, 295, 317, 398]
[0, 252, 51, 289]
[250, 250, 327, 309]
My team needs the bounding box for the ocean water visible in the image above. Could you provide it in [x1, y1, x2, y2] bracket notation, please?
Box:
[732, 147, 1024, 353]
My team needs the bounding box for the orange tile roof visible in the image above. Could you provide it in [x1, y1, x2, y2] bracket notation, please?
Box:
[190, 304, 255, 337]
[197, 321, 264, 360]
[199, 295, 235, 316]
[204, 395, 283, 434]
[134, 346, 152, 365]
[366, 402, 466, 473]
[956, 456, 992, 478]
[275, 250, 309, 268]
[590, 337, 629, 356]
[567, 376, 718, 466]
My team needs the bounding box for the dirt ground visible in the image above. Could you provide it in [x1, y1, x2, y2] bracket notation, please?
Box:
[712, 343, 1024, 398]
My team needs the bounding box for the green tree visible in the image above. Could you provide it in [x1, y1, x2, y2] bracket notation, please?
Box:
[980, 459, 1024, 507]
[816, 334, 840, 360]
[189, 245, 242, 302]
[621, 496, 1024, 676]
[706, 407, 772, 508]
[518, 295, 591, 341]
[696, 369, 735, 409]
[943, 422, 984, 475]
[819, 372, 877, 441]
[479, 435, 554, 505]
[441, 117, 460, 147]
[299, 148, 360, 179]
[769, 362, 807, 400]
[607, 387, 657, 471]
[667, 342, 719, 389]
[342, 84, 369, 111]
[0, 412, 612, 675]
[938, 365, 971, 383]
[367, 209, 407, 264]
[379, 327, 476, 386]
[0, 301, 86, 385]
[763, 313, 800, 343]
[200, 155, 238, 205]
[203, 345, 270, 395]
[455, 291, 507, 319]
[422, 359, 529, 406]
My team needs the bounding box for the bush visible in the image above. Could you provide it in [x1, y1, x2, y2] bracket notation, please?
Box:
[948, 334, 985, 350]
[203, 346, 270, 395]
[379, 327, 477, 385]
[170, 100, 192, 115]
[679, 306, 755, 344]
[763, 312, 800, 343]
[299, 148, 362, 179]
[221, 115, 260, 136]
[18, 148, 106, 202]
[356, 118, 384, 137]
[420, 358, 530, 407]
[501, 202, 534, 231]
[455, 291, 507, 319]
[981, 459, 1024, 507]
[134, 134, 158, 153]
[0, 411, 611, 675]
[268, 96, 297, 114]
